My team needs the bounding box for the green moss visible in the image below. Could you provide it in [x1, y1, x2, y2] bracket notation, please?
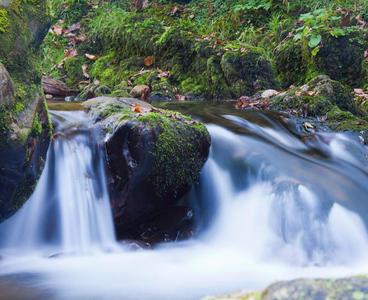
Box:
[64, 56, 87, 88]
[31, 112, 42, 136]
[138, 111, 209, 197]
[180, 77, 206, 96]
[0, 8, 9, 33]
[326, 105, 355, 122]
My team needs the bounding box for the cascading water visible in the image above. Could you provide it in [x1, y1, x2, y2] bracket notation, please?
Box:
[0, 106, 368, 300]
[0, 111, 116, 255]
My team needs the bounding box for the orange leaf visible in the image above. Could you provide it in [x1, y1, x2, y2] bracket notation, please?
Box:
[132, 104, 143, 113]
[144, 56, 154, 67]
[85, 53, 97, 61]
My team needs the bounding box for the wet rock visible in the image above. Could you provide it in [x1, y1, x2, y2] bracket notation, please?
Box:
[0, 63, 14, 107]
[205, 276, 368, 300]
[308, 75, 356, 113]
[83, 97, 210, 242]
[130, 85, 151, 102]
[271, 76, 356, 116]
[78, 81, 113, 101]
[261, 89, 279, 99]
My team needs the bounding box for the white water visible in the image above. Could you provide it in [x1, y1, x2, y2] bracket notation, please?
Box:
[1, 112, 368, 299]
[0, 111, 116, 255]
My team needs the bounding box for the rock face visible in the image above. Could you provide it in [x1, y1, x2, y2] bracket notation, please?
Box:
[0, 63, 14, 107]
[0, 0, 51, 221]
[204, 276, 368, 300]
[84, 97, 211, 242]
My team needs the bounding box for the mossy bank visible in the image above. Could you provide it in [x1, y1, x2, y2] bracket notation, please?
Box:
[0, 0, 52, 221]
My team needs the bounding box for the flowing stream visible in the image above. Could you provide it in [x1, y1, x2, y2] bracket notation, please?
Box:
[0, 104, 368, 299]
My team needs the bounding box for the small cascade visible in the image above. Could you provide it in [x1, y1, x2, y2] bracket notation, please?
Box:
[0, 111, 117, 255]
[0, 108, 368, 299]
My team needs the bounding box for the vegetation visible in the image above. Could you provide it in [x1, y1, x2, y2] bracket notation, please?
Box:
[40, 0, 367, 131]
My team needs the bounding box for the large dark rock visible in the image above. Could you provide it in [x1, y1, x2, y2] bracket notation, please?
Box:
[0, 0, 52, 221]
[0, 97, 51, 221]
[84, 97, 211, 242]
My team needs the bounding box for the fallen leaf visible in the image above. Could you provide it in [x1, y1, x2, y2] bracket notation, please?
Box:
[64, 48, 78, 58]
[82, 64, 90, 79]
[158, 70, 170, 78]
[170, 6, 180, 16]
[64, 23, 81, 34]
[144, 56, 154, 67]
[85, 53, 97, 61]
[132, 104, 143, 113]
[356, 15, 367, 28]
[52, 24, 63, 36]
[76, 34, 87, 43]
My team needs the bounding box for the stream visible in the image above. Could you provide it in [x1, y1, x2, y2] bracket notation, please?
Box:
[0, 103, 368, 299]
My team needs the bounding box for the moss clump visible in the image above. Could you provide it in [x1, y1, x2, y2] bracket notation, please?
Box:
[31, 112, 42, 136]
[138, 111, 209, 197]
[220, 50, 276, 96]
[64, 56, 87, 88]
[315, 31, 367, 87]
[275, 39, 308, 87]
[0, 8, 9, 33]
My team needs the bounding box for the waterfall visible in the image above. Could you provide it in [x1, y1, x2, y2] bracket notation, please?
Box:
[0, 109, 368, 300]
[0, 111, 117, 255]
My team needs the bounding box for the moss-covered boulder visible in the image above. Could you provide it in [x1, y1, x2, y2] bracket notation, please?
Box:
[204, 276, 368, 300]
[315, 32, 367, 87]
[275, 31, 368, 88]
[220, 51, 276, 97]
[83, 97, 210, 242]
[0, 0, 52, 221]
[269, 75, 368, 131]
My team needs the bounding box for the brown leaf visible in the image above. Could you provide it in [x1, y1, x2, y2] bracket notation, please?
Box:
[52, 24, 63, 36]
[76, 34, 87, 43]
[132, 104, 143, 113]
[82, 64, 90, 79]
[158, 70, 170, 78]
[144, 56, 154, 67]
[64, 48, 78, 58]
[85, 53, 98, 61]
[170, 6, 180, 16]
[64, 23, 81, 34]
[356, 15, 367, 29]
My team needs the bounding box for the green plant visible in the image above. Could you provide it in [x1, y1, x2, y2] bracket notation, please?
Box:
[293, 9, 346, 56]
